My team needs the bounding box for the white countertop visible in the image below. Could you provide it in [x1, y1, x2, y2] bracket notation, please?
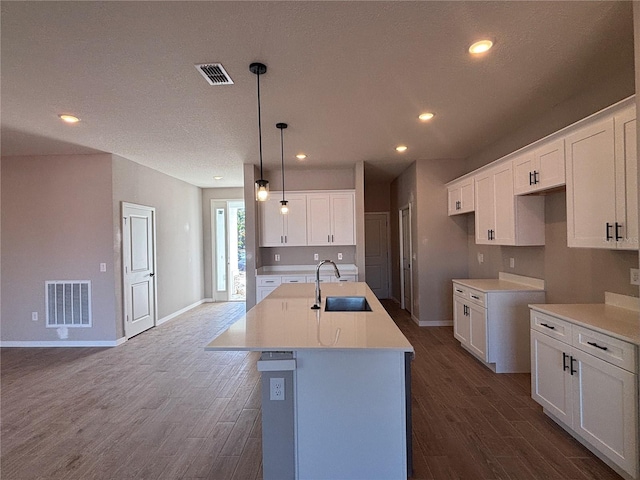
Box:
[205, 282, 413, 352]
[453, 272, 545, 293]
[530, 303, 640, 346]
[452, 278, 545, 293]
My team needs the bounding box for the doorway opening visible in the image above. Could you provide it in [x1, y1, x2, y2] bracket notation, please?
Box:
[212, 200, 246, 302]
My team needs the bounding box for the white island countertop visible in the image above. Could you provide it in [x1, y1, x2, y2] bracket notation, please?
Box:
[205, 282, 413, 352]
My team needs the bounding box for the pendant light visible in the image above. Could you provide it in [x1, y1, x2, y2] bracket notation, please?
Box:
[276, 122, 289, 214]
[250, 62, 269, 201]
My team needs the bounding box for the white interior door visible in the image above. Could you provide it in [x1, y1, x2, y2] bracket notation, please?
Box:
[122, 203, 157, 339]
[365, 213, 389, 299]
[400, 206, 412, 313]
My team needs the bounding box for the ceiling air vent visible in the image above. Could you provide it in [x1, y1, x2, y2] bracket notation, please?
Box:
[195, 63, 234, 85]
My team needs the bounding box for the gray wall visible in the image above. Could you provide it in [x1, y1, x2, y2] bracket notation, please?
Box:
[390, 159, 469, 324]
[364, 178, 391, 213]
[201, 187, 244, 298]
[1, 154, 118, 342]
[112, 155, 204, 337]
[465, 72, 637, 306]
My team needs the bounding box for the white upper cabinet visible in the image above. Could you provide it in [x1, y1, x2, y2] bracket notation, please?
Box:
[447, 177, 474, 215]
[475, 162, 545, 246]
[259, 193, 307, 247]
[566, 103, 637, 249]
[307, 192, 355, 246]
[513, 138, 565, 195]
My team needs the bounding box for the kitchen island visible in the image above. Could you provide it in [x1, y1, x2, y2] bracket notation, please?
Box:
[206, 282, 414, 480]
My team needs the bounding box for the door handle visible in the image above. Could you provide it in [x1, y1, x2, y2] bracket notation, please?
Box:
[149, 273, 155, 277]
[615, 222, 623, 241]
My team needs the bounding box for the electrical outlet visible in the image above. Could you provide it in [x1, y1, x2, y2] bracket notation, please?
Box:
[477, 253, 484, 264]
[31, 312, 38, 322]
[338, 253, 343, 260]
[631, 268, 639, 286]
[314, 253, 319, 261]
[509, 257, 515, 269]
[270, 377, 285, 401]
[275, 254, 280, 262]
[100, 263, 107, 272]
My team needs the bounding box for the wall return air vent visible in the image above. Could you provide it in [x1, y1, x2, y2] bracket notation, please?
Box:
[195, 63, 234, 85]
[46, 281, 92, 327]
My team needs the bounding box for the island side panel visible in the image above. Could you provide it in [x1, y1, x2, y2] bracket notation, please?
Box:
[295, 349, 407, 479]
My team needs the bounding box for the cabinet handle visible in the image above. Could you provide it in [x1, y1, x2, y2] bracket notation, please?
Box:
[332, 234, 334, 242]
[464, 305, 469, 316]
[457, 201, 461, 210]
[562, 352, 569, 371]
[488, 229, 491, 240]
[606, 222, 613, 241]
[615, 222, 623, 241]
[529, 171, 534, 186]
[471, 295, 480, 300]
[570, 356, 577, 375]
[284, 235, 287, 243]
[540, 322, 555, 330]
[587, 341, 608, 351]
[534, 170, 540, 184]
[289, 280, 299, 283]
[490, 229, 495, 240]
[328, 235, 330, 243]
[455, 289, 464, 293]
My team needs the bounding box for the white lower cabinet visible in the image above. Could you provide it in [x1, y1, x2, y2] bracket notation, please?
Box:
[531, 311, 638, 479]
[256, 272, 357, 303]
[453, 281, 544, 373]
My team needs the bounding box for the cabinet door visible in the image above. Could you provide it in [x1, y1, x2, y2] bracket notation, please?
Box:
[468, 303, 488, 361]
[513, 151, 536, 195]
[614, 106, 638, 250]
[260, 197, 284, 246]
[530, 330, 573, 425]
[492, 163, 516, 245]
[306, 194, 331, 245]
[535, 138, 565, 191]
[448, 185, 462, 216]
[330, 193, 355, 245]
[256, 286, 277, 303]
[459, 179, 475, 213]
[453, 297, 470, 344]
[474, 172, 494, 244]
[566, 117, 616, 248]
[572, 348, 638, 477]
[283, 194, 308, 246]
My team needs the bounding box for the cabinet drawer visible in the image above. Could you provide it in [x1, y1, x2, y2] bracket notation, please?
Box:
[281, 275, 306, 284]
[306, 275, 332, 283]
[467, 288, 485, 307]
[333, 275, 357, 283]
[257, 276, 282, 287]
[453, 284, 468, 298]
[572, 325, 637, 374]
[530, 311, 572, 343]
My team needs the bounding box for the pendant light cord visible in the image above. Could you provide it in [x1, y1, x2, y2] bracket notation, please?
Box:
[280, 127, 285, 201]
[257, 71, 264, 180]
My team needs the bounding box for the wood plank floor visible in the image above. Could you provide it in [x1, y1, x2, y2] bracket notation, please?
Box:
[1, 300, 623, 479]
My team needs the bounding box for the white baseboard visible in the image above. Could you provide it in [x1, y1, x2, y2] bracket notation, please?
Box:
[157, 299, 208, 326]
[411, 315, 453, 327]
[0, 340, 123, 348]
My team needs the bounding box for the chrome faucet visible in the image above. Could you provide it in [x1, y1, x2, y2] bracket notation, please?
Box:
[311, 260, 341, 309]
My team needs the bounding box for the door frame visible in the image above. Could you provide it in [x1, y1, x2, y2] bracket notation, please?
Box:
[399, 204, 413, 312]
[364, 212, 391, 299]
[211, 199, 245, 302]
[122, 202, 158, 339]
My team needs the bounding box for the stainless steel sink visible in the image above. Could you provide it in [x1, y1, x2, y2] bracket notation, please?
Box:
[324, 296, 372, 312]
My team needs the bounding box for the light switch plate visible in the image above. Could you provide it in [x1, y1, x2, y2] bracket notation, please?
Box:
[631, 268, 639, 286]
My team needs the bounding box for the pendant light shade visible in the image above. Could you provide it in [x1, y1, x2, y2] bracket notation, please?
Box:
[251, 62, 269, 201]
[276, 123, 289, 214]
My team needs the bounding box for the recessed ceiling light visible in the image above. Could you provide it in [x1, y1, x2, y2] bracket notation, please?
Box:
[469, 39, 493, 55]
[296, 154, 307, 160]
[59, 114, 80, 124]
[418, 112, 435, 121]
[214, 176, 223, 180]
[396, 145, 408, 152]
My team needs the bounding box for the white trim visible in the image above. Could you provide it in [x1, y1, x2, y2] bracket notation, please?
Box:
[0, 340, 123, 348]
[203, 297, 214, 303]
[498, 272, 545, 289]
[604, 292, 640, 311]
[156, 299, 207, 326]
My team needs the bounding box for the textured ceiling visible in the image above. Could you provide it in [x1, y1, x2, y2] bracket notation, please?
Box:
[1, 1, 634, 187]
